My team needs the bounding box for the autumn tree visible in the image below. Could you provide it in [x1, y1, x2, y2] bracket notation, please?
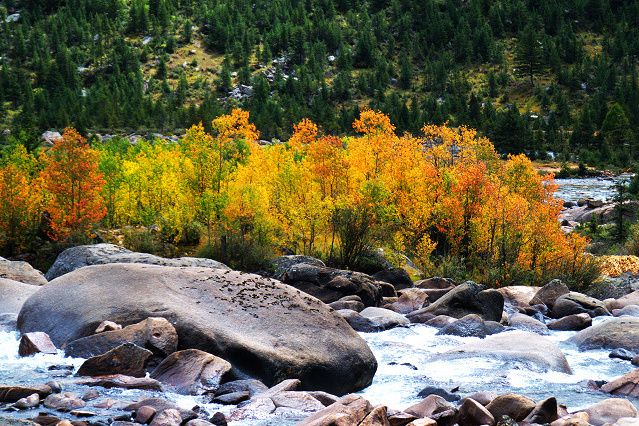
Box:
[40, 128, 106, 242]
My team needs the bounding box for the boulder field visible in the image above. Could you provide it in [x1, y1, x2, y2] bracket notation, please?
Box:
[17, 263, 376, 395]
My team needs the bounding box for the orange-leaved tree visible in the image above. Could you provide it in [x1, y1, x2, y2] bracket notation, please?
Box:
[40, 128, 106, 241]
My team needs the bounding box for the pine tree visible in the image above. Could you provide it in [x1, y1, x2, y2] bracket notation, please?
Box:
[514, 24, 545, 85]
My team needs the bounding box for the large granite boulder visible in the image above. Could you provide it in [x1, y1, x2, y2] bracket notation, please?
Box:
[406, 281, 503, 322]
[0, 259, 47, 285]
[45, 243, 229, 280]
[529, 279, 570, 308]
[568, 317, 639, 352]
[552, 292, 609, 318]
[0, 278, 39, 314]
[274, 262, 383, 307]
[18, 264, 376, 395]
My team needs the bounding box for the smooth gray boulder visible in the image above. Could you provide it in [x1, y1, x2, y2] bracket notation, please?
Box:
[568, 317, 639, 352]
[0, 278, 39, 314]
[0, 260, 47, 286]
[45, 243, 229, 280]
[18, 264, 376, 395]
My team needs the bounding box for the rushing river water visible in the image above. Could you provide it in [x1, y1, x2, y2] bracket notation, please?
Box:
[1, 316, 638, 424]
[554, 174, 634, 202]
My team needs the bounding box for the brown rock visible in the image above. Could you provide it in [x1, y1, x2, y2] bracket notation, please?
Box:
[499, 286, 540, 309]
[568, 317, 639, 351]
[386, 409, 417, 426]
[270, 391, 325, 412]
[13, 393, 40, 409]
[552, 292, 610, 318]
[0, 384, 53, 402]
[406, 420, 437, 426]
[297, 394, 373, 426]
[0, 259, 47, 285]
[76, 343, 152, 377]
[457, 398, 495, 425]
[18, 332, 57, 356]
[387, 289, 429, 314]
[582, 398, 639, 426]
[600, 368, 639, 397]
[149, 408, 182, 426]
[186, 420, 216, 426]
[550, 412, 590, 426]
[95, 321, 122, 333]
[125, 398, 197, 422]
[610, 290, 639, 310]
[227, 397, 276, 421]
[135, 405, 157, 423]
[359, 405, 391, 426]
[150, 349, 232, 395]
[529, 279, 570, 308]
[485, 393, 535, 421]
[522, 397, 559, 424]
[212, 391, 250, 405]
[75, 374, 162, 391]
[547, 313, 592, 331]
[462, 392, 497, 406]
[404, 394, 455, 419]
[43, 392, 85, 412]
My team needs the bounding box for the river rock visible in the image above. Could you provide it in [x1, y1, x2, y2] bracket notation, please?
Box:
[435, 331, 572, 373]
[126, 398, 197, 422]
[20, 264, 376, 395]
[329, 299, 365, 312]
[406, 281, 503, 322]
[416, 386, 460, 402]
[135, 405, 157, 423]
[462, 392, 497, 406]
[581, 398, 639, 426]
[45, 243, 229, 280]
[613, 305, 639, 317]
[275, 262, 383, 306]
[437, 314, 505, 338]
[0, 384, 53, 402]
[215, 379, 268, 398]
[498, 286, 540, 310]
[76, 343, 152, 377]
[0, 313, 17, 332]
[522, 397, 559, 423]
[386, 288, 429, 314]
[43, 392, 85, 411]
[485, 393, 535, 421]
[508, 313, 549, 335]
[552, 292, 610, 318]
[358, 307, 410, 330]
[213, 391, 250, 404]
[610, 291, 639, 310]
[149, 408, 182, 426]
[0, 259, 47, 285]
[0, 278, 39, 314]
[406, 420, 437, 426]
[609, 348, 636, 361]
[530, 279, 570, 308]
[423, 315, 456, 328]
[568, 317, 639, 352]
[150, 349, 232, 395]
[95, 321, 122, 333]
[372, 268, 413, 290]
[458, 398, 494, 426]
[337, 309, 386, 332]
[18, 331, 57, 356]
[547, 313, 592, 331]
[186, 421, 216, 426]
[297, 394, 373, 425]
[414, 277, 455, 302]
[75, 374, 163, 391]
[404, 395, 456, 424]
[65, 317, 177, 368]
[600, 368, 639, 397]
[550, 412, 590, 426]
[272, 255, 325, 277]
[13, 393, 40, 409]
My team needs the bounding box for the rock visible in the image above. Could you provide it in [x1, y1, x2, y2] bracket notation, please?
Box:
[458, 398, 495, 426]
[386, 408, 417, 425]
[406, 420, 437, 426]
[275, 262, 383, 307]
[609, 348, 636, 361]
[423, 315, 456, 328]
[64, 317, 177, 367]
[437, 314, 505, 338]
[150, 349, 232, 395]
[522, 397, 559, 424]
[372, 268, 413, 290]
[45, 243, 229, 280]
[43, 392, 85, 412]
[337, 309, 383, 332]
[149, 409, 182, 426]
[20, 264, 377, 395]
[270, 391, 325, 412]
[227, 397, 276, 420]
[600, 368, 639, 397]
[386, 289, 429, 314]
[75, 374, 163, 390]
[462, 392, 497, 406]
[209, 412, 227, 426]
[406, 281, 503, 322]
[550, 412, 590, 426]
[530, 279, 570, 308]
[13, 393, 40, 409]
[259, 378, 302, 397]
[297, 394, 373, 425]
[0, 313, 17, 332]
[95, 321, 122, 333]
[307, 391, 339, 407]
[0, 259, 47, 285]
[613, 418, 639, 426]
[435, 331, 572, 373]
[568, 317, 639, 352]
[610, 291, 639, 310]
[125, 399, 196, 422]
[329, 300, 365, 312]
[0, 278, 39, 314]
[213, 391, 250, 404]
[81, 389, 99, 401]
[613, 305, 639, 317]
[414, 277, 456, 302]
[547, 313, 592, 331]
[552, 292, 610, 318]
[416, 386, 460, 402]
[0, 384, 53, 402]
[404, 395, 455, 419]
[587, 199, 604, 208]
[634, 355, 639, 366]
[508, 313, 549, 335]
[18, 332, 57, 356]
[272, 255, 325, 277]
[485, 393, 535, 421]
[581, 398, 639, 426]
[76, 343, 152, 377]
[186, 420, 216, 426]
[215, 379, 268, 398]
[359, 405, 391, 426]
[499, 286, 540, 310]
[358, 307, 410, 330]
[135, 406, 157, 424]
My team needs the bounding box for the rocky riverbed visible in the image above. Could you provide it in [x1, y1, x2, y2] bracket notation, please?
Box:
[1, 245, 639, 425]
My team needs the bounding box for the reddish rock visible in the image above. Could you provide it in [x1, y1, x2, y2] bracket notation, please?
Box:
[95, 321, 122, 333]
[75, 374, 162, 391]
[18, 332, 57, 356]
[76, 343, 152, 378]
[600, 368, 639, 397]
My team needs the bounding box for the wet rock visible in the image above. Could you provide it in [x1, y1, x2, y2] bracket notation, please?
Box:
[1, 278, 40, 318]
[209, 412, 227, 426]
[407, 281, 503, 322]
[329, 299, 365, 312]
[18, 331, 57, 356]
[150, 349, 232, 395]
[485, 393, 535, 421]
[530, 279, 570, 308]
[358, 307, 410, 330]
[213, 391, 250, 404]
[547, 313, 592, 331]
[77, 343, 152, 377]
[522, 397, 559, 423]
[386, 289, 430, 314]
[307, 391, 339, 407]
[414, 277, 455, 302]
[13, 393, 40, 409]
[20, 264, 377, 395]
[297, 394, 373, 425]
[461, 392, 497, 406]
[498, 286, 540, 310]
[600, 368, 639, 397]
[270, 391, 325, 412]
[423, 315, 455, 328]
[385, 408, 417, 425]
[75, 374, 163, 391]
[508, 313, 549, 335]
[609, 348, 636, 361]
[613, 305, 639, 317]
[126, 398, 197, 422]
[634, 355, 639, 366]
[69, 410, 96, 417]
[43, 392, 86, 411]
[95, 321, 122, 333]
[337, 309, 392, 332]
[45, 243, 229, 280]
[360, 405, 391, 426]
[0, 384, 53, 402]
[275, 262, 383, 306]
[437, 314, 505, 338]
[135, 405, 157, 423]
[64, 317, 178, 364]
[186, 420, 216, 426]
[416, 386, 460, 402]
[458, 398, 495, 426]
[568, 317, 639, 352]
[552, 292, 610, 318]
[0, 313, 17, 332]
[435, 331, 572, 373]
[404, 394, 455, 419]
[81, 389, 99, 401]
[550, 412, 590, 426]
[406, 420, 436, 426]
[228, 397, 277, 420]
[372, 268, 413, 290]
[215, 379, 268, 398]
[581, 398, 638, 426]
[149, 408, 182, 426]
[0, 259, 47, 285]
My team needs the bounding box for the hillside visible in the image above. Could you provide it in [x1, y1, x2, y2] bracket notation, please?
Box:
[1, 0, 639, 167]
